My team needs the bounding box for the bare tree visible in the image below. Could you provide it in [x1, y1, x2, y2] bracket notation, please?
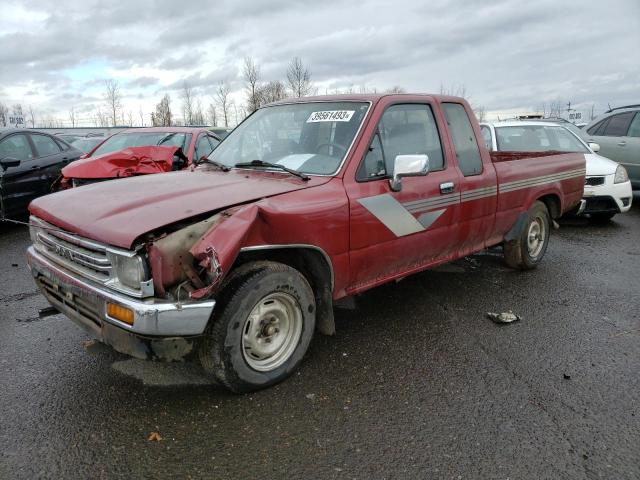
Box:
[181, 81, 195, 125]
[0, 102, 7, 127]
[260, 80, 287, 104]
[439, 83, 467, 99]
[68, 106, 76, 127]
[216, 81, 231, 127]
[139, 106, 144, 127]
[209, 104, 218, 126]
[243, 56, 261, 112]
[193, 98, 205, 125]
[385, 86, 406, 94]
[27, 105, 36, 127]
[286, 57, 312, 98]
[104, 79, 122, 126]
[154, 94, 172, 126]
[127, 110, 134, 127]
[473, 105, 486, 122]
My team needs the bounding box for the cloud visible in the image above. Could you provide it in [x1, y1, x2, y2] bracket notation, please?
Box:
[0, 0, 638, 124]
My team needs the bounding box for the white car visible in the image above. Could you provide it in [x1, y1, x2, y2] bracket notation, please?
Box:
[480, 121, 633, 222]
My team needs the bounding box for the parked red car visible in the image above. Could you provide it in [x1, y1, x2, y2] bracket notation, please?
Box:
[27, 94, 585, 392]
[60, 127, 221, 187]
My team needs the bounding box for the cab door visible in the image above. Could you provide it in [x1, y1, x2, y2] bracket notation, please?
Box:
[440, 102, 498, 256]
[344, 101, 461, 291]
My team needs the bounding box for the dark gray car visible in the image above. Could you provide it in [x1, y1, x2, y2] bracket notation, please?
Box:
[582, 105, 640, 189]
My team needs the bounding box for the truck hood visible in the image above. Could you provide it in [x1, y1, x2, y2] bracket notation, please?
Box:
[585, 153, 619, 176]
[29, 167, 329, 248]
[61, 146, 185, 179]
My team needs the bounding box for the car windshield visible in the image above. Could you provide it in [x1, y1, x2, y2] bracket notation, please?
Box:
[70, 137, 103, 153]
[495, 125, 590, 153]
[207, 101, 370, 175]
[90, 132, 191, 157]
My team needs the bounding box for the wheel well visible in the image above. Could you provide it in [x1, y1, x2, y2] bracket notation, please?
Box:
[230, 247, 336, 336]
[538, 194, 561, 219]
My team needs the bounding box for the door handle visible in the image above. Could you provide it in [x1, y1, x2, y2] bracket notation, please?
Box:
[440, 182, 455, 194]
[617, 141, 626, 147]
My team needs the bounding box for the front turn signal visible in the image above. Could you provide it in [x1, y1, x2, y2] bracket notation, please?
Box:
[107, 303, 134, 325]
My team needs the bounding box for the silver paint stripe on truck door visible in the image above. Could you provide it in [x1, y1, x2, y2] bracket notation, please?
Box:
[358, 194, 426, 237]
[358, 166, 584, 237]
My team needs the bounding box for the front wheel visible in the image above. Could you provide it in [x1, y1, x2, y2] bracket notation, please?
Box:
[504, 201, 550, 270]
[199, 261, 316, 393]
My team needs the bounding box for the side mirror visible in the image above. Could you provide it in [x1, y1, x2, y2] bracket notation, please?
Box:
[588, 142, 600, 153]
[0, 158, 21, 170]
[389, 154, 429, 192]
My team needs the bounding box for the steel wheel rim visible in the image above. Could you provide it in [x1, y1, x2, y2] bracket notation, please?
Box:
[527, 217, 545, 258]
[241, 292, 303, 372]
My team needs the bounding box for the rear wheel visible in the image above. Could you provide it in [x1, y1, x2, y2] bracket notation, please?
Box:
[504, 201, 550, 270]
[199, 261, 316, 393]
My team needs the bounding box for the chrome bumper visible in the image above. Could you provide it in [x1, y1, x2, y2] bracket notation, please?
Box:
[26, 246, 215, 338]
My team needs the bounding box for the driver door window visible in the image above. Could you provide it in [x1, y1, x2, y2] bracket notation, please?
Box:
[357, 104, 444, 180]
[0, 134, 34, 161]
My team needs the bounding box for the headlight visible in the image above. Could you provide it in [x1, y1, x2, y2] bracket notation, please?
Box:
[109, 252, 147, 290]
[614, 165, 629, 184]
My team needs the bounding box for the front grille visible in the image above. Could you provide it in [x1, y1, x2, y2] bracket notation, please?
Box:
[29, 216, 153, 298]
[37, 275, 102, 327]
[585, 176, 605, 186]
[583, 196, 619, 213]
[32, 220, 113, 284]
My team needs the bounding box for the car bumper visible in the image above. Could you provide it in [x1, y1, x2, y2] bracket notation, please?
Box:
[582, 178, 632, 214]
[26, 246, 215, 357]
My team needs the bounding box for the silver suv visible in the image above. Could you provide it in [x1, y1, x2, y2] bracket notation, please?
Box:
[583, 105, 640, 189]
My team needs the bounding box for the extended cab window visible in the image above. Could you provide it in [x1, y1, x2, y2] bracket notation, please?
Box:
[357, 104, 444, 180]
[442, 103, 482, 176]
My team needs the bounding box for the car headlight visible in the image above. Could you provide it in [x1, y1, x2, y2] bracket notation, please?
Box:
[109, 253, 148, 290]
[614, 165, 629, 184]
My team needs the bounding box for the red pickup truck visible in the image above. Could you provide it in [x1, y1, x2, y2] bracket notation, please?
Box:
[26, 94, 585, 392]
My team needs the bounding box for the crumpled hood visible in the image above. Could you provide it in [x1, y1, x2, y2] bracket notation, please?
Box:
[585, 153, 619, 176]
[29, 168, 329, 248]
[61, 146, 184, 179]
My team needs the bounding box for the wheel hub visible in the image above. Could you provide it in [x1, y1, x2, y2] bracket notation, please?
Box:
[241, 292, 303, 372]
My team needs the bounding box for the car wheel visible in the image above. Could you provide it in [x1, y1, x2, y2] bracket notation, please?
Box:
[199, 261, 316, 393]
[504, 201, 550, 270]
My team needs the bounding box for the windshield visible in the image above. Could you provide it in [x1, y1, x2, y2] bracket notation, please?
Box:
[91, 132, 192, 157]
[495, 125, 590, 153]
[208, 101, 370, 175]
[70, 137, 103, 153]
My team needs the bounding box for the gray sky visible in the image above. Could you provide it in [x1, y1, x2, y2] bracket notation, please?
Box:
[1, 0, 639, 125]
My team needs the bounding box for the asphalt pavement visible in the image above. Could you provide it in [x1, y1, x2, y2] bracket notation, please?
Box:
[1, 196, 639, 479]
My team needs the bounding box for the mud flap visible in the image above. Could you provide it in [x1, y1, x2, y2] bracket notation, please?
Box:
[504, 212, 528, 242]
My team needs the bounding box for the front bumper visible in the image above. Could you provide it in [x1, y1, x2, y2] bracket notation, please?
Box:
[582, 177, 633, 214]
[27, 246, 215, 346]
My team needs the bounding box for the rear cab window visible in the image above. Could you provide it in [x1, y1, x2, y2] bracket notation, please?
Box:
[30, 134, 62, 157]
[442, 103, 482, 176]
[357, 103, 444, 181]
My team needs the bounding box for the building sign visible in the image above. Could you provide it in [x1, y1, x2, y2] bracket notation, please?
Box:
[9, 112, 25, 127]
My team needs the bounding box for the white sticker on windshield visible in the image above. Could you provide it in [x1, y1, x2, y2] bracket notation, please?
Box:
[307, 110, 355, 123]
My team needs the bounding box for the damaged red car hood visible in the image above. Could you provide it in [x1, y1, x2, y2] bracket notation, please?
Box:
[61, 146, 183, 179]
[29, 168, 330, 248]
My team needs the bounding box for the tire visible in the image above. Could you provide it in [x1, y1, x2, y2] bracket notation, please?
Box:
[199, 261, 316, 393]
[504, 201, 550, 270]
[589, 212, 616, 224]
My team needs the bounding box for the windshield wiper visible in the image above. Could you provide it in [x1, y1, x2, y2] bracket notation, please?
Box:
[197, 156, 230, 171]
[234, 160, 310, 181]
